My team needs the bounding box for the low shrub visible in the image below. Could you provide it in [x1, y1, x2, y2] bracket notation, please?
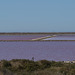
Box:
[1, 60, 11, 68]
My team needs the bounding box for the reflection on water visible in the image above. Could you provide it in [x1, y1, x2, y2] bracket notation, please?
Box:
[0, 41, 75, 61]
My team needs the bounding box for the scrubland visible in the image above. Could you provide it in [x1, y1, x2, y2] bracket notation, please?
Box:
[0, 59, 75, 75]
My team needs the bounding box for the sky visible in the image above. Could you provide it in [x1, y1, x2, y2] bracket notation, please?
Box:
[0, 0, 75, 32]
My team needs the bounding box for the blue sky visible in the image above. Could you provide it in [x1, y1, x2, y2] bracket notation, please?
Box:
[0, 0, 75, 32]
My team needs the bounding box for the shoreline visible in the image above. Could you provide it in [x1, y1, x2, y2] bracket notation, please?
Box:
[0, 32, 75, 35]
[0, 40, 75, 42]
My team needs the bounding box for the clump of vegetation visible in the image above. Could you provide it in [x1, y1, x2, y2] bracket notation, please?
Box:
[1, 60, 11, 68]
[0, 59, 75, 75]
[38, 60, 51, 69]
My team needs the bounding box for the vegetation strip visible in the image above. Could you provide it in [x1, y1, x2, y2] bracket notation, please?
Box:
[0, 59, 75, 75]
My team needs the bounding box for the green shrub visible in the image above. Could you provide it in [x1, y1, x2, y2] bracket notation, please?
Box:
[39, 60, 51, 69]
[23, 62, 40, 71]
[51, 61, 64, 67]
[60, 67, 69, 75]
[1, 60, 11, 68]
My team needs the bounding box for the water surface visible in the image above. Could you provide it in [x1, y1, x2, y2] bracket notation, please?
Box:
[44, 35, 75, 40]
[0, 41, 75, 61]
[0, 35, 49, 40]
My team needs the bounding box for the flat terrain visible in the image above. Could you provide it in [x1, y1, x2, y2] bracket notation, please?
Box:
[0, 32, 75, 41]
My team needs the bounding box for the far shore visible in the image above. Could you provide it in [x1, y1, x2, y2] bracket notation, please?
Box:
[0, 32, 75, 35]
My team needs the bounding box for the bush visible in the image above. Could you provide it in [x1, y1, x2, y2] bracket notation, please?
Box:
[60, 67, 69, 75]
[39, 60, 51, 69]
[1, 60, 11, 68]
[51, 61, 64, 67]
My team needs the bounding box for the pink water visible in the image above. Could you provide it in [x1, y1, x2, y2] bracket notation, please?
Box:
[44, 34, 75, 40]
[0, 41, 75, 61]
[0, 35, 49, 40]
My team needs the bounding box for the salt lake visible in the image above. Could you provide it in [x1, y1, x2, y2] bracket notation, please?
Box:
[44, 34, 75, 40]
[0, 41, 75, 61]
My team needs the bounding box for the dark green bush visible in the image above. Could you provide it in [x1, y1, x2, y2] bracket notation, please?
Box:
[39, 60, 51, 69]
[50, 61, 64, 67]
[1, 60, 11, 68]
[21, 61, 40, 71]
